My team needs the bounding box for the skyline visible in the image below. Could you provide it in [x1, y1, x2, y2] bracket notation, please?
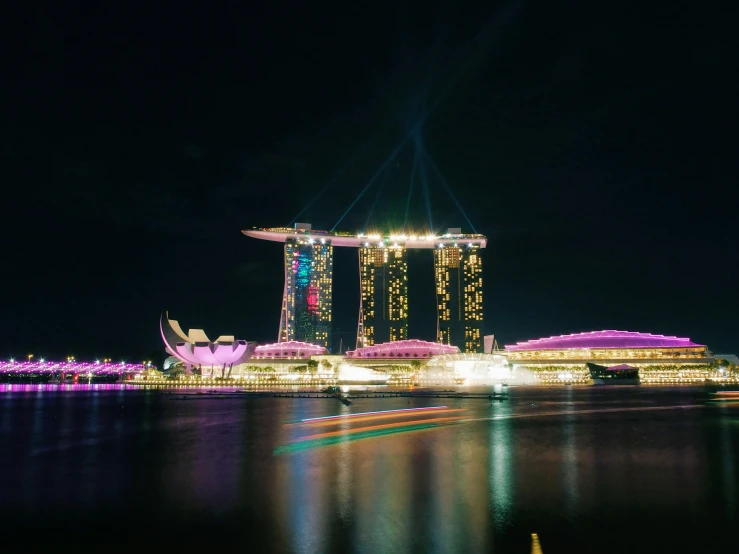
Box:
[2, 1, 737, 359]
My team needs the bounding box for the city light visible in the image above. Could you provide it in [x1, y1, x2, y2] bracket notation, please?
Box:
[301, 405, 449, 423]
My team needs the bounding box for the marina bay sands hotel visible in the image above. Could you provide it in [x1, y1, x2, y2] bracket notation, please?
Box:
[243, 224, 486, 352]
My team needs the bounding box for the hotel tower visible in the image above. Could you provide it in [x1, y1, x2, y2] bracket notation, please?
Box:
[243, 224, 486, 352]
[434, 230, 484, 352]
[357, 243, 408, 347]
[278, 224, 333, 348]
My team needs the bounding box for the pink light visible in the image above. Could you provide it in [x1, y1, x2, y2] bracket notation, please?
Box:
[346, 339, 459, 358]
[301, 405, 449, 423]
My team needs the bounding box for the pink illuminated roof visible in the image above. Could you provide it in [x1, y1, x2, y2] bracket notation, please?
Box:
[253, 341, 328, 358]
[346, 339, 459, 358]
[160, 312, 253, 366]
[505, 330, 703, 351]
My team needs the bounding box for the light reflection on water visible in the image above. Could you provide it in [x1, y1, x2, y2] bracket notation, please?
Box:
[490, 399, 514, 530]
[0, 386, 737, 553]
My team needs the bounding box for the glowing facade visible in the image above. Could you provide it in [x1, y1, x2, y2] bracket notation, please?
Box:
[505, 330, 709, 362]
[160, 312, 255, 376]
[358, 244, 408, 346]
[243, 225, 487, 352]
[279, 234, 333, 348]
[504, 330, 719, 383]
[434, 240, 484, 352]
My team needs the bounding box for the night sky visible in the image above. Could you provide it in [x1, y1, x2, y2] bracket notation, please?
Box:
[3, 1, 737, 362]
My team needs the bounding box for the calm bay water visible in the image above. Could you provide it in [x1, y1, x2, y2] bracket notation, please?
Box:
[1, 385, 737, 553]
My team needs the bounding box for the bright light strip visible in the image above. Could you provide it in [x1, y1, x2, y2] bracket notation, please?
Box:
[274, 421, 460, 455]
[302, 408, 463, 427]
[293, 416, 466, 442]
[300, 405, 448, 423]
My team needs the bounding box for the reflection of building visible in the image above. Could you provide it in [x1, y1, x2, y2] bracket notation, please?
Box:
[358, 244, 408, 346]
[279, 225, 333, 348]
[434, 231, 484, 352]
[506, 330, 716, 383]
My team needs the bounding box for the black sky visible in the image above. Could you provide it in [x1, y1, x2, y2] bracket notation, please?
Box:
[3, 1, 738, 361]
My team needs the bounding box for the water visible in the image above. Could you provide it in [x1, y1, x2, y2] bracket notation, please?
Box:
[1, 385, 736, 553]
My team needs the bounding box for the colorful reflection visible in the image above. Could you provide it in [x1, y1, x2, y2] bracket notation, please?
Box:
[300, 405, 449, 422]
[708, 391, 739, 405]
[292, 416, 466, 442]
[276, 405, 464, 455]
[275, 420, 463, 455]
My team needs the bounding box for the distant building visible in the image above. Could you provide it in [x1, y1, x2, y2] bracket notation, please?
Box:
[358, 244, 408, 346]
[434, 229, 484, 352]
[483, 335, 498, 353]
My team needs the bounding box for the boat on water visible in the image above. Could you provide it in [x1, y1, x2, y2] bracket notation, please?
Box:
[587, 363, 640, 385]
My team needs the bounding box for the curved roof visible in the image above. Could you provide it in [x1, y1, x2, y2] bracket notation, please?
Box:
[346, 339, 459, 358]
[160, 311, 253, 366]
[243, 228, 487, 249]
[506, 330, 703, 351]
[253, 341, 328, 358]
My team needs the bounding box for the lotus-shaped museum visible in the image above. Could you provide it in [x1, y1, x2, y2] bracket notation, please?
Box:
[160, 312, 255, 376]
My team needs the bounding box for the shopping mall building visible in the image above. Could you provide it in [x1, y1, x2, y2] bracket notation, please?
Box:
[505, 330, 717, 383]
